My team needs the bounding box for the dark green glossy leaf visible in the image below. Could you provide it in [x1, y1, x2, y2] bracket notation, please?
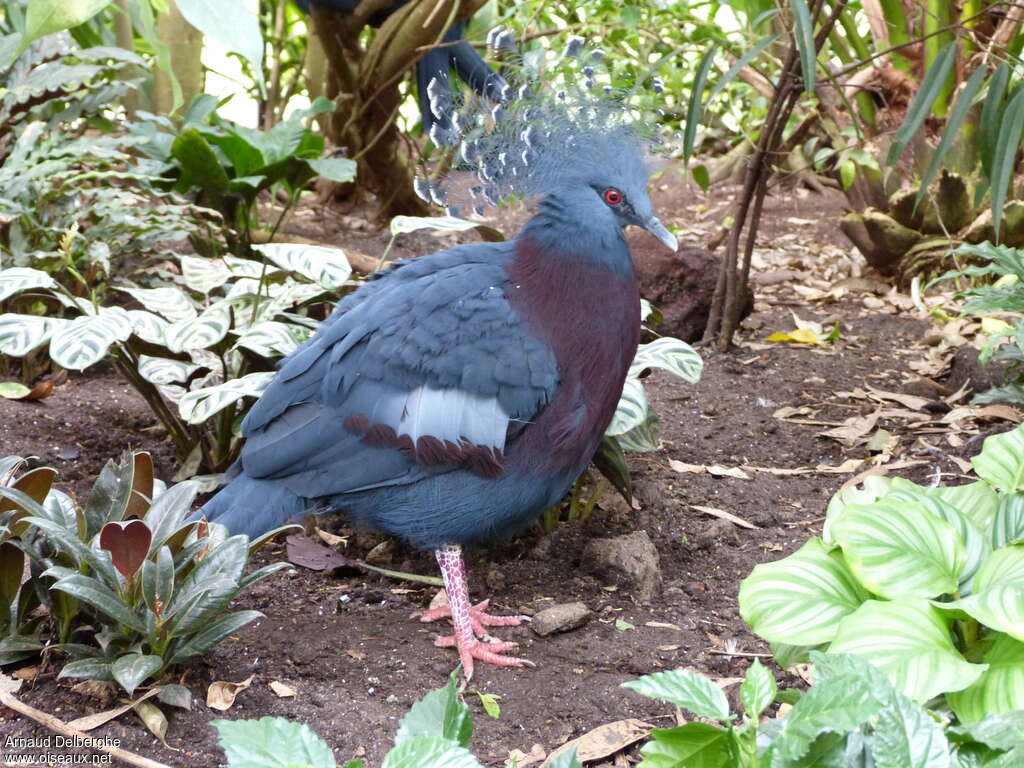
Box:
[111, 653, 162, 696]
[789, 0, 817, 95]
[683, 44, 718, 161]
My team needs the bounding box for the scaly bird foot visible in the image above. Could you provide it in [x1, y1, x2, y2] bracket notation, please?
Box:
[433, 635, 532, 680]
[420, 598, 525, 639]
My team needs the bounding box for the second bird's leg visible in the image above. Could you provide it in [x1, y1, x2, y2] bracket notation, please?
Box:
[421, 543, 528, 679]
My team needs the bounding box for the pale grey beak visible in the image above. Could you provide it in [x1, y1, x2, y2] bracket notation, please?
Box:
[644, 216, 677, 252]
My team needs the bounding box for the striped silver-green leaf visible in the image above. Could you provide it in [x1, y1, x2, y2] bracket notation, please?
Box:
[0, 267, 55, 302]
[823, 475, 893, 547]
[940, 586, 1024, 642]
[929, 481, 1000, 533]
[947, 633, 1024, 723]
[629, 337, 703, 383]
[49, 307, 132, 370]
[138, 355, 199, 386]
[615, 408, 660, 453]
[116, 285, 197, 322]
[164, 303, 231, 353]
[389, 215, 480, 236]
[126, 310, 169, 346]
[974, 545, 1024, 592]
[828, 599, 985, 703]
[255, 282, 330, 324]
[253, 243, 351, 289]
[234, 320, 310, 357]
[973, 427, 1024, 492]
[832, 500, 966, 599]
[177, 371, 275, 425]
[179, 255, 232, 294]
[739, 537, 871, 646]
[223, 254, 266, 278]
[606, 376, 649, 437]
[0, 314, 68, 356]
[992, 494, 1024, 549]
[886, 486, 990, 593]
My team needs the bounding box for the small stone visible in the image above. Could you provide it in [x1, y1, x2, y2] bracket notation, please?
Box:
[582, 531, 662, 600]
[531, 602, 593, 636]
[683, 581, 706, 595]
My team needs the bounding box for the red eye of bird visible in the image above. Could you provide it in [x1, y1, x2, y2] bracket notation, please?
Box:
[604, 188, 622, 205]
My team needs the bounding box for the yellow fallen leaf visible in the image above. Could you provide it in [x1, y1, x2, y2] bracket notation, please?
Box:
[981, 316, 1012, 334]
[207, 675, 254, 711]
[765, 328, 821, 345]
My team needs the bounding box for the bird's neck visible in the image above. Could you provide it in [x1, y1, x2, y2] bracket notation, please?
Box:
[517, 193, 633, 277]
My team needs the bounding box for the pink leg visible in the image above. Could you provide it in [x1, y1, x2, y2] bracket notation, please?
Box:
[421, 544, 529, 679]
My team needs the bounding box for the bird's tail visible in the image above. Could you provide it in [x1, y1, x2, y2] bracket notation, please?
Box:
[199, 474, 309, 539]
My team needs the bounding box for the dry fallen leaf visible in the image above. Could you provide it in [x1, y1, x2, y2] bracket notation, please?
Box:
[316, 528, 348, 547]
[645, 621, 682, 631]
[68, 689, 160, 731]
[819, 410, 880, 447]
[690, 505, 759, 530]
[0, 673, 22, 694]
[12, 666, 38, 681]
[509, 744, 547, 768]
[707, 465, 751, 480]
[543, 719, 652, 766]
[269, 680, 297, 698]
[206, 675, 254, 711]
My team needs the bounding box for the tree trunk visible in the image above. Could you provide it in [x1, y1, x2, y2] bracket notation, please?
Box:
[151, 1, 204, 116]
[310, 0, 487, 222]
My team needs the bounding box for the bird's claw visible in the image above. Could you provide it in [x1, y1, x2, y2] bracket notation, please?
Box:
[433, 635, 531, 680]
[420, 598, 525, 638]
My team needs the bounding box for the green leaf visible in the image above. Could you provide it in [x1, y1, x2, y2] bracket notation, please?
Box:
[473, 691, 500, 719]
[171, 129, 232, 207]
[0, 314, 68, 357]
[138, 356, 199, 387]
[389, 215, 481, 236]
[173, 0, 263, 89]
[832, 500, 965, 598]
[49, 307, 132, 371]
[887, 43, 957, 165]
[871, 691, 951, 768]
[948, 634, 1024, 723]
[621, 668, 730, 722]
[164, 304, 231, 353]
[308, 156, 356, 183]
[83, 455, 135, 536]
[915, 65, 989, 208]
[788, 0, 817, 95]
[615, 618, 635, 631]
[823, 475, 894, 546]
[939, 586, 1024, 643]
[827, 599, 985, 702]
[683, 45, 717, 162]
[20, 0, 111, 53]
[691, 164, 710, 191]
[606, 377, 649, 437]
[992, 494, 1024, 548]
[593, 436, 632, 503]
[177, 372, 275, 425]
[111, 654, 162, 696]
[989, 87, 1024, 238]
[839, 160, 856, 191]
[629, 337, 703, 383]
[141, 546, 174, 616]
[58, 657, 114, 682]
[739, 537, 871, 645]
[974, 427, 1024, 492]
[50, 573, 147, 633]
[395, 669, 473, 748]
[179, 255, 233, 294]
[0, 382, 31, 399]
[116, 285, 197, 322]
[775, 674, 883, 762]
[634, 723, 733, 768]
[948, 710, 1024, 751]
[740, 658, 776, 719]
[979, 63, 1010, 179]
[126, 311, 169, 346]
[252, 243, 352, 289]
[545, 746, 582, 768]
[380, 735, 483, 768]
[615, 409, 660, 453]
[171, 610, 263, 662]
[212, 716, 336, 768]
[973, 545, 1024, 593]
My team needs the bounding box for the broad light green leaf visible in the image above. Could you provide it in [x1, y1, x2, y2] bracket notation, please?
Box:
[174, 0, 263, 88]
[973, 427, 1024, 492]
[117, 285, 197, 322]
[126, 310, 169, 346]
[828, 599, 985, 702]
[832, 500, 965, 598]
[775, 674, 883, 762]
[992, 493, 1024, 548]
[0, 267, 56, 302]
[972, 545, 1024, 593]
[49, 307, 132, 370]
[939, 586, 1024, 642]
[212, 716, 336, 768]
[614, 408, 660, 453]
[0, 314, 68, 356]
[395, 670, 472, 747]
[138, 355, 199, 386]
[634, 723, 732, 768]
[252, 243, 351, 289]
[739, 537, 871, 645]
[629, 337, 703, 383]
[234, 321, 309, 357]
[223, 255, 267, 279]
[621, 668, 730, 721]
[871, 691, 950, 768]
[164, 304, 231, 353]
[177, 372, 274, 424]
[928, 481, 1000, 533]
[389, 215, 480, 236]
[948, 710, 1024, 751]
[21, 0, 110, 53]
[740, 658, 776, 719]
[823, 475, 894, 546]
[381, 736, 484, 768]
[606, 376, 649, 436]
[308, 156, 356, 183]
[111, 654, 162, 697]
[948, 634, 1024, 723]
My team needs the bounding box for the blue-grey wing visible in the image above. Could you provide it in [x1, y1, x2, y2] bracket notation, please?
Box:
[238, 243, 558, 499]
